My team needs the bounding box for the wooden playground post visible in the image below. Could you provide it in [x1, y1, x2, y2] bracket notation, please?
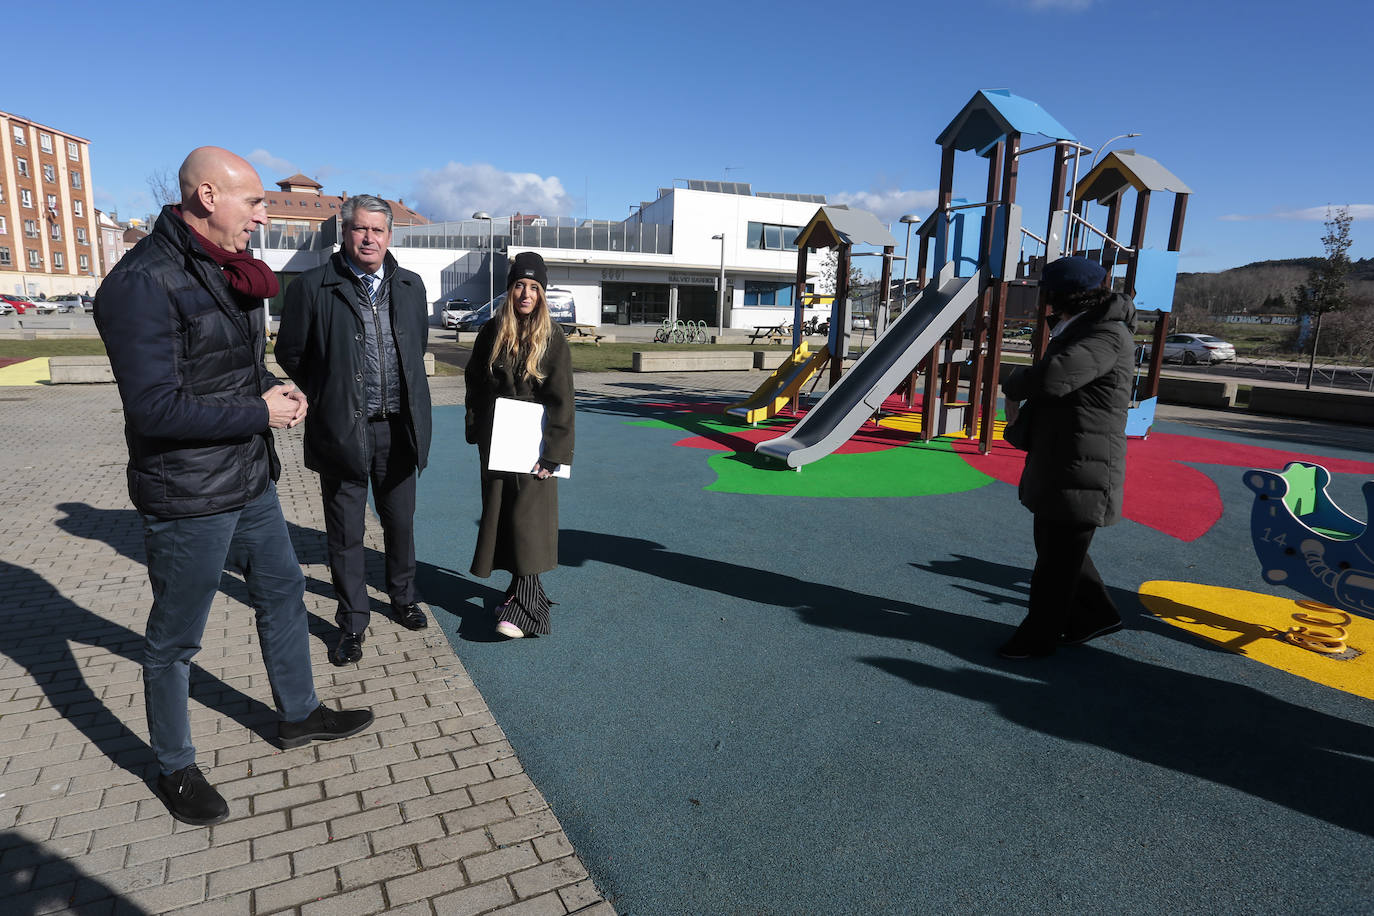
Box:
[920, 146, 957, 439]
[965, 140, 1004, 441]
[979, 134, 1019, 453]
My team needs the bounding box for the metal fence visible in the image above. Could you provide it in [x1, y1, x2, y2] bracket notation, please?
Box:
[391, 216, 673, 255]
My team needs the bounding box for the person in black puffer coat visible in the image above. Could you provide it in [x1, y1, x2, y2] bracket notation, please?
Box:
[999, 256, 1137, 659]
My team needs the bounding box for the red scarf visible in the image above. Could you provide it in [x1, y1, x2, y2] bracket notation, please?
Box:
[174, 206, 280, 299]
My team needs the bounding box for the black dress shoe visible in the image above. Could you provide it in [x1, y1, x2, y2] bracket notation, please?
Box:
[394, 602, 429, 631]
[278, 704, 375, 749]
[154, 764, 229, 826]
[331, 630, 365, 666]
[997, 628, 1057, 660]
[1061, 618, 1124, 646]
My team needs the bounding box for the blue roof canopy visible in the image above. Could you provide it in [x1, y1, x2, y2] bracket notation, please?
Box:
[936, 89, 1076, 155]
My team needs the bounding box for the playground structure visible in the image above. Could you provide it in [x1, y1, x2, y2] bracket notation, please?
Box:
[1245, 462, 1374, 654]
[750, 88, 1189, 469]
[725, 341, 830, 425]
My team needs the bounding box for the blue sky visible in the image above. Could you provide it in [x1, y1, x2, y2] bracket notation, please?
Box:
[12, 0, 1371, 272]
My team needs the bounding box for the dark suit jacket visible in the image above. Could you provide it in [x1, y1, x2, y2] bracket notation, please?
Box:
[276, 251, 432, 481]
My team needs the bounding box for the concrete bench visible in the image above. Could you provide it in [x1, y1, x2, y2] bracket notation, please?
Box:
[755, 350, 793, 371]
[48, 356, 115, 384]
[1247, 385, 1374, 425]
[1157, 377, 1237, 409]
[632, 350, 756, 372]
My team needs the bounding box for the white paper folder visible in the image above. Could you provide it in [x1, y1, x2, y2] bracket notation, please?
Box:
[487, 397, 570, 478]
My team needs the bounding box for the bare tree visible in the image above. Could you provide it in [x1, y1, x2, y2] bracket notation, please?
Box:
[147, 168, 179, 209]
[1294, 207, 1354, 387]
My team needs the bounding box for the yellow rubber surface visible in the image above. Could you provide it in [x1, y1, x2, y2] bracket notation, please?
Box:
[0, 358, 50, 386]
[1139, 580, 1373, 700]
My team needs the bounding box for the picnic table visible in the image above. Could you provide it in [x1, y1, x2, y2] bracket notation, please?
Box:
[559, 323, 605, 344]
[749, 324, 789, 345]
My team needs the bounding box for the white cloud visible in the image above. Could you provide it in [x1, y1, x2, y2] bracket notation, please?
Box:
[830, 188, 939, 226]
[1220, 204, 1374, 222]
[246, 148, 297, 175]
[410, 162, 574, 221]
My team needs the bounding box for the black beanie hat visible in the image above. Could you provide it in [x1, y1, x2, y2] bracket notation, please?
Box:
[1040, 256, 1107, 298]
[506, 251, 548, 291]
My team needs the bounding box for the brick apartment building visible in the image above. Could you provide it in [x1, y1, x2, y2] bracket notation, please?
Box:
[262, 173, 427, 246]
[0, 111, 100, 296]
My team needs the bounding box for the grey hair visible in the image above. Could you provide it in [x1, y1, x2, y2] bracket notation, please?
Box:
[341, 194, 393, 231]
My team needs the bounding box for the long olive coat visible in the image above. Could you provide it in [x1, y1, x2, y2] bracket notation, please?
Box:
[464, 320, 575, 577]
[1002, 291, 1136, 527]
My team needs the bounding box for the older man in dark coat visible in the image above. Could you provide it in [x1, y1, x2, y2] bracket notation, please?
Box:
[999, 256, 1136, 659]
[276, 194, 433, 666]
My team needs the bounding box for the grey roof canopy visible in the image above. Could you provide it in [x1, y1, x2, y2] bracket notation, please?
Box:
[795, 205, 897, 250]
[1075, 150, 1192, 204]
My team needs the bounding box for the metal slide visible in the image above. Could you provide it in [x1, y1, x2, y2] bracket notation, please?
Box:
[725, 343, 831, 425]
[755, 271, 983, 468]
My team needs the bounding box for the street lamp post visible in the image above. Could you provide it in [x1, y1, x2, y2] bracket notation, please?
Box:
[898, 214, 921, 318]
[1090, 132, 1140, 171]
[711, 233, 726, 339]
[472, 211, 494, 308]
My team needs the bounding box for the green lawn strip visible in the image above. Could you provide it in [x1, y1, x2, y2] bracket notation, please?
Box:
[0, 340, 107, 358]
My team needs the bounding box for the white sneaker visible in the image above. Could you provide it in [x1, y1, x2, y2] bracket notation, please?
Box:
[496, 620, 525, 639]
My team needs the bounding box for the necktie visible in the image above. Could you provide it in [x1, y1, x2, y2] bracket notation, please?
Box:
[367, 274, 380, 304]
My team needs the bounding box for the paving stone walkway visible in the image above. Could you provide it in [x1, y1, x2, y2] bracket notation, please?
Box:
[0, 379, 613, 916]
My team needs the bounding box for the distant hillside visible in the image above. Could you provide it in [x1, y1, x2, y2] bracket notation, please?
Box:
[1181, 256, 1374, 282]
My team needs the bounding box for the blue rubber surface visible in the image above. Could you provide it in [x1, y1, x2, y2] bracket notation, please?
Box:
[415, 401, 1374, 915]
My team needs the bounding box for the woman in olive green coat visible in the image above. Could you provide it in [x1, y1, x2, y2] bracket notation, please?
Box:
[465, 253, 575, 638]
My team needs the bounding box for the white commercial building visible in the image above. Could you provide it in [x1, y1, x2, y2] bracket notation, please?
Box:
[257, 180, 834, 331]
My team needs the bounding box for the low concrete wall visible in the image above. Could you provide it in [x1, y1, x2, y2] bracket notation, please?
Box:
[1157, 376, 1237, 408]
[1247, 385, 1374, 425]
[755, 351, 791, 370]
[632, 350, 756, 372]
[51, 353, 438, 384]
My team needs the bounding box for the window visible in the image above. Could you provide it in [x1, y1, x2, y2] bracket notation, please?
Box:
[79, 254, 89, 271]
[42, 163, 55, 182]
[52, 252, 64, 269]
[20, 189, 33, 208]
[0, 247, 10, 266]
[17, 157, 29, 177]
[744, 281, 796, 308]
[67, 140, 79, 160]
[70, 172, 82, 189]
[746, 221, 802, 251]
[39, 133, 53, 153]
[76, 227, 87, 244]
[11, 126, 24, 145]
[50, 222, 62, 240]
[46, 194, 58, 211]
[28, 249, 41, 267]
[23, 220, 38, 238]
[73, 200, 84, 217]
[0, 216, 5, 234]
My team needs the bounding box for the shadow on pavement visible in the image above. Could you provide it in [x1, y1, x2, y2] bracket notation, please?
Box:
[0, 832, 150, 914]
[558, 529, 1374, 838]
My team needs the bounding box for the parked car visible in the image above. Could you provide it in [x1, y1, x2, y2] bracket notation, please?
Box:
[441, 297, 474, 329]
[32, 298, 61, 314]
[0, 294, 34, 314]
[1140, 333, 1236, 365]
[0, 300, 14, 316]
[454, 287, 577, 332]
[51, 294, 85, 313]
